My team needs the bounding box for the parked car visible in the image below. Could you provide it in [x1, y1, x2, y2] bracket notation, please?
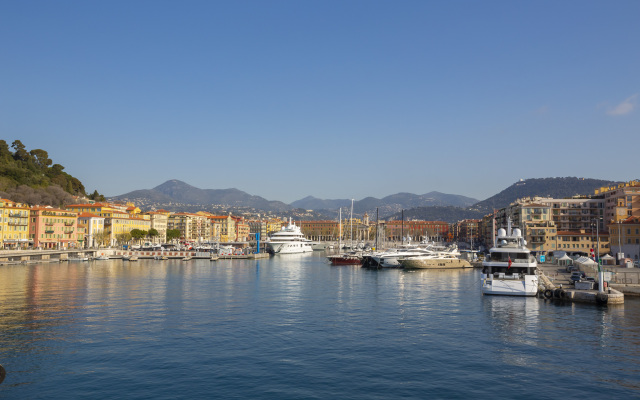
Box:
[566, 265, 578, 273]
[570, 271, 586, 282]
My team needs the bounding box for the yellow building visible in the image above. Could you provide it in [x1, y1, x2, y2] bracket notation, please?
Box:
[0, 198, 30, 249]
[66, 202, 150, 246]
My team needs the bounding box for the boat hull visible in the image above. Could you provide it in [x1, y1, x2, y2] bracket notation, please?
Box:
[327, 255, 362, 265]
[267, 242, 313, 254]
[481, 274, 539, 296]
[400, 258, 471, 269]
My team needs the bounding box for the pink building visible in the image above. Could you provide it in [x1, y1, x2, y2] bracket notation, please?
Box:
[30, 206, 79, 249]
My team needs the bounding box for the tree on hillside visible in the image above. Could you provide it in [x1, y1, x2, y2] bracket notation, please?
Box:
[29, 149, 53, 169]
[11, 140, 30, 163]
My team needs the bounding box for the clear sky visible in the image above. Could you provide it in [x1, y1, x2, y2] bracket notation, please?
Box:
[2, 1, 638, 204]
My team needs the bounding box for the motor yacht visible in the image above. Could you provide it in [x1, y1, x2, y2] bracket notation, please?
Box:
[481, 219, 538, 296]
[266, 219, 313, 254]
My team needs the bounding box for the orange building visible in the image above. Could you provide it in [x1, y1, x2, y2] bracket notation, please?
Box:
[385, 220, 449, 242]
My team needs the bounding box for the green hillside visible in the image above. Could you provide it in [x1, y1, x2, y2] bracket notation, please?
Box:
[0, 139, 103, 206]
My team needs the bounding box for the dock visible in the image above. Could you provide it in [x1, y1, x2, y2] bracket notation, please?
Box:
[537, 264, 624, 305]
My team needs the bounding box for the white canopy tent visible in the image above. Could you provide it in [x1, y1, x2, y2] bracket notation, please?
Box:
[556, 254, 573, 266]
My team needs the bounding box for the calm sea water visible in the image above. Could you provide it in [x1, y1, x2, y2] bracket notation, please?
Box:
[0, 253, 639, 399]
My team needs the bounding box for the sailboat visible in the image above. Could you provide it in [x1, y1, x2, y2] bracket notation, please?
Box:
[327, 201, 363, 265]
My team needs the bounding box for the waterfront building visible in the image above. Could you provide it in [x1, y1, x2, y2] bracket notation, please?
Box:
[143, 211, 168, 243]
[609, 216, 640, 263]
[300, 220, 340, 241]
[0, 198, 31, 249]
[595, 180, 640, 223]
[267, 218, 284, 236]
[66, 202, 150, 246]
[30, 206, 79, 249]
[453, 219, 480, 246]
[233, 216, 250, 242]
[77, 212, 105, 248]
[385, 220, 449, 243]
[203, 215, 237, 242]
[247, 219, 269, 241]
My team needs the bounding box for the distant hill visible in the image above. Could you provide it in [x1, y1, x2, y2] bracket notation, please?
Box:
[291, 191, 479, 217]
[387, 206, 485, 223]
[111, 179, 292, 212]
[290, 196, 351, 210]
[471, 177, 617, 213]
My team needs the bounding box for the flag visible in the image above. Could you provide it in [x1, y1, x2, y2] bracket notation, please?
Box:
[508, 256, 512, 269]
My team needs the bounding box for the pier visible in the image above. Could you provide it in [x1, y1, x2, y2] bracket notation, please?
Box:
[537, 264, 625, 305]
[0, 249, 270, 264]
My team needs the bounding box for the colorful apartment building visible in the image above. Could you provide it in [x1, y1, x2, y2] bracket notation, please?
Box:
[385, 220, 449, 242]
[0, 198, 30, 249]
[596, 180, 640, 224]
[30, 206, 79, 249]
[77, 212, 106, 248]
[143, 211, 168, 243]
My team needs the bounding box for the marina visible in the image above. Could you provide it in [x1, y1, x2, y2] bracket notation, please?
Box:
[0, 253, 639, 398]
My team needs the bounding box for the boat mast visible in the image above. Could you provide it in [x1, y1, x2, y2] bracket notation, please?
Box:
[350, 199, 354, 249]
[375, 207, 379, 251]
[339, 208, 342, 250]
[401, 209, 404, 245]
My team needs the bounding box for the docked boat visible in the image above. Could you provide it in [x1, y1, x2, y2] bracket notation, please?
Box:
[68, 256, 89, 262]
[481, 220, 538, 296]
[266, 218, 313, 254]
[400, 252, 471, 269]
[94, 254, 110, 261]
[327, 252, 363, 266]
[361, 246, 433, 268]
[154, 255, 168, 260]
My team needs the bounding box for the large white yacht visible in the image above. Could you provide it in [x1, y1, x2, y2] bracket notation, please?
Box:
[266, 219, 313, 254]
[481, 219, 538, 296]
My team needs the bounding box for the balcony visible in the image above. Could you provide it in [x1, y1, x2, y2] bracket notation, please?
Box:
[8, 212, 23, 217]
[8, 222, 28, 226]
[64, 222, 74, 226]
[64, 229, 74, 234]
[45, 229, 54, 234]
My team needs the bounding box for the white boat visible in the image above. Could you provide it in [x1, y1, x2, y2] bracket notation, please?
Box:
[362, 245, 434, 268]
[94, 254, 110, 261]
[481, 219, 538, 296]
[266, 218, 313, 254]
[68, 257, 89, 262]
[400, 248, 472, 269]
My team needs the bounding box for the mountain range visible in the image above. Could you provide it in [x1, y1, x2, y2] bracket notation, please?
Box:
[110, 177, 619, 222]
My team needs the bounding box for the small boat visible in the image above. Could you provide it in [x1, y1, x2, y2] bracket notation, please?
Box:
[327, 253, 363, 265]
[182, 256, 192, 261]
[122, 255, 138, 261]
[95, 254, 110, 261]
[154, 255, 168, 260]
[68, 257, 89, 262]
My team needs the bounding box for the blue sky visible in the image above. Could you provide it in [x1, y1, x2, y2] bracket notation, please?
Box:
[2, 1, 638, 204]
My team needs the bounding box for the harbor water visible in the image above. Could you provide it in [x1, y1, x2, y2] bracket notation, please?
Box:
[1, 253, 639, 399]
